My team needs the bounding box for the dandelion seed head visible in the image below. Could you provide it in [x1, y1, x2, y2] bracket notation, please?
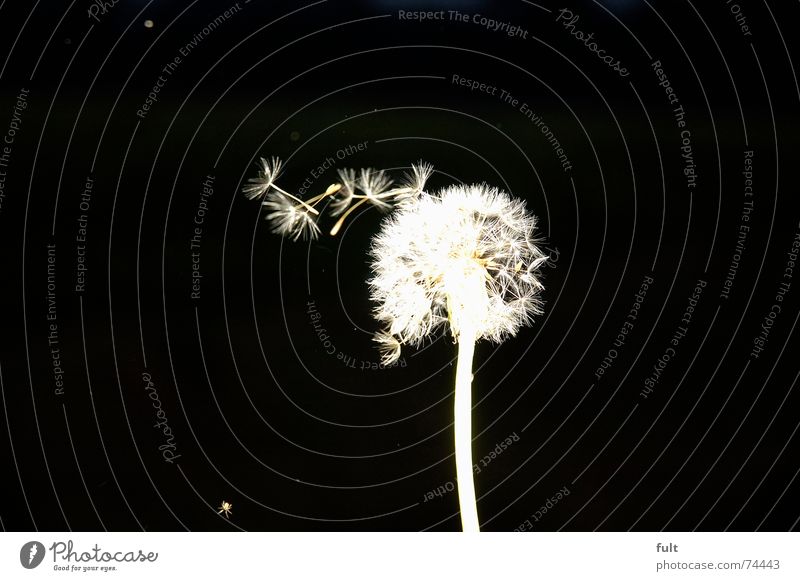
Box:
[369, 182, 547, 363]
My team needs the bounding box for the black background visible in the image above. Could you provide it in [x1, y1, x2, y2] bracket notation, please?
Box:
[0, 0, 799, 531]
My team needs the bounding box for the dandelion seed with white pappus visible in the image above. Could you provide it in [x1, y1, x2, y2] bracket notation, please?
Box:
[330, 168, 357, 216]
[328, 166, 425, 235]
[244, 158, 428, 239]
[244, 156, 341, 241]
[358, 168, 393, 210]
[243, 156, 282, 200]
[261, 191, 321, 241]
[395, 161, 433, 206]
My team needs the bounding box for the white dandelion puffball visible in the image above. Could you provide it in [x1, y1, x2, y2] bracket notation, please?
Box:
[369, 183, 548, 364]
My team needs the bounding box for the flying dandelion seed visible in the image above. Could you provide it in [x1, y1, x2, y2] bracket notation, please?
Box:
[244, 157, 430, 239]
[330, 168, 357, 216]
[243, 157, 283, 200]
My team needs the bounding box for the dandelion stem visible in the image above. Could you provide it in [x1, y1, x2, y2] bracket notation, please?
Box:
[272, 184, 320, 215]
[454, 321, 479, 532]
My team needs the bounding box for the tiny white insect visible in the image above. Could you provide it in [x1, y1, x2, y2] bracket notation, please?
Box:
[217, 500, 233, 518]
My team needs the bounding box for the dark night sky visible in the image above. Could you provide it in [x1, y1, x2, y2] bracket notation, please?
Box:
[0, 0, 799, 531]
